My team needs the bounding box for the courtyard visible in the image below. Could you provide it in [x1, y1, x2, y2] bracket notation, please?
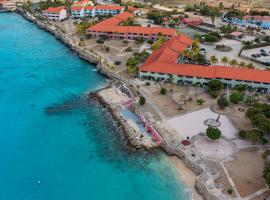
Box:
[167, 107, 237, 139]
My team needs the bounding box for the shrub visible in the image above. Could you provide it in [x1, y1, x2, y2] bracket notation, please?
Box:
[145, 82, 150, 86]
[147, 39, 154, 44]
[160, 87, 167, 95]
[96, 38, 104, 44]
[208, 80, 223, 91]
[227, 188, 233, 194]
[206, 126, 221, 140]
[105, 47, 110, 52]
[233, 84, 247, 92]
[217, 95, 229, 108]
[239, 130, 246, 138]
[196, 98, 205, 105]
[263, 164, 270, 187]
[139, 96, 146, 105]
[114, 61, 121, 65]
[204, 34, 219, 43]
[209, 90, 219, 98]
[125, 47, 133, 52]
[230, 91, 244, 104]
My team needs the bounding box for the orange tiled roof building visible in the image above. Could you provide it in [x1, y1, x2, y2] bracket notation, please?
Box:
[86, 12, 177, 40]
[139, 35, 270, 93]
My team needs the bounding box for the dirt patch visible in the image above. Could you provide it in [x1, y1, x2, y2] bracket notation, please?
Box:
[224, 149, 266, 198]
[252, 190, 270, 200]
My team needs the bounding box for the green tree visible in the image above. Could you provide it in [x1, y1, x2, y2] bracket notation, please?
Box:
[160, 87, 167, 95]
[229, 91, 244, 104]
[238, 61, 246, 68]
[229, 59, 238, 67]
[139, 96, 146, 105]
[263, 164, 270, 187]
[217, 95, 229, 109]
[206, 126, 221, 140]
[210, 55, 218, 65]
[208, 80, 223, 91]
[221, 56, 229, 66]
[244, 95, 258, 106]
[233, 84, 247, 92]
[196, 98, 205, 105]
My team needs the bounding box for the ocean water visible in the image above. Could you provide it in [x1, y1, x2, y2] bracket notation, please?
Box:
[0, 13, 189, 200]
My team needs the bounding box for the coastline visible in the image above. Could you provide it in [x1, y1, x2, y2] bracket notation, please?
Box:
[13, 9, 234, 200]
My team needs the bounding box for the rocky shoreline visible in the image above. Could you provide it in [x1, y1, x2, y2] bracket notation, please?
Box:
[15, 9, 236, 200]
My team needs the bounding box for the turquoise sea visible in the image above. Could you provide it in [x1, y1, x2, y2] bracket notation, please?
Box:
[0, 13, 189, 200]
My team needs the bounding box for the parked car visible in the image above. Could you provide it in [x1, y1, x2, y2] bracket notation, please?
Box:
[260, 49, 266, 53]
[261, 52, 269, 56]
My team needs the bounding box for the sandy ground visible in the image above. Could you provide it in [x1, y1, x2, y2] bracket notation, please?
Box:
[194, 137, 234, 161]
[169, 156, 203, 200]
[224, 149, 266, 198]
[167, 107, 237, 139]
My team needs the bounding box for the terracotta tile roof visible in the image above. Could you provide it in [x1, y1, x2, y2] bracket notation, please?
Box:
[128, 6, 138, 13]
[84, 5, 94, 10]
[87, 12, 177, 37]
[95, 5, 123, 11]
[71, 6, 84, 11]
[140, 35, 270, 84]
[182, 17, 202, 23]
[43, 6, 65, 13]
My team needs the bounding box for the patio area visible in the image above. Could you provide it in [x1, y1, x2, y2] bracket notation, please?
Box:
[167, 107, 237, 139]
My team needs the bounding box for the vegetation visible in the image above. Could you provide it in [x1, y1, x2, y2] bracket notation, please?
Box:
[147, 12, 163, 25]
[233, 84, 247, 92]
[244, 95, 259, 106]
[196, 98, 205, 105]
[207, 80, 223, 98]
[160, 87, 167, 95]
[76, 21, 94, 36]
[202, 32, 221, 43]
[220, 24, 237, 34]
[114, 61, 121, 65]
[227, 188, 233, 195]
[135, 37, 144, 44]
[126, 50, 150, 74]
[221, 56, 229, 66]
[263, 164, 270, 187]
[210, 56, 218, 65]
[152, 36, 166, 50]
[229, 91, 244, 104]
[206, 126, 221, 140]
[245, 103, 270, 134]
[217, 95, 229, 109]
[139, 96, 146, 105]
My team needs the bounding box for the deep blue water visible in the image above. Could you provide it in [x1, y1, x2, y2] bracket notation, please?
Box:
[0, 13, 189, 200]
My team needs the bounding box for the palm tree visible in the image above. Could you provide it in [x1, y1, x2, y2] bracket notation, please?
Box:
[247, 63, 255, 69]
[182, 49, 192, 62]
[221, 56, 229, 66]
[238, 61, 246, 68]
[210, 55, 218, 65]
[229, 59, 238, 67]
[192, 38, 200, 49]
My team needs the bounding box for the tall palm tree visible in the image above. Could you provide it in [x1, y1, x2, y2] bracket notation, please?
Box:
[182, 49, 192, 61]
[221, 56, 229, 66]
[229, 59, 238, 67]
[238, 61, 246, 68]
[210, 55, 218, 65]
[192, 38, 200, 49]
[247, 63, 255, 69]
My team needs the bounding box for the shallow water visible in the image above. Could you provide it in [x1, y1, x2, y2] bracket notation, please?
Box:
[0, 13, 189, 200]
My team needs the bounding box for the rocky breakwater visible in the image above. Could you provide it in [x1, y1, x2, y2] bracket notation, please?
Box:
[87, 89, 144, 149]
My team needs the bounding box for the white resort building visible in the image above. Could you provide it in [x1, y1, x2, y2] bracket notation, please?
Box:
[42, 6, 67, 21]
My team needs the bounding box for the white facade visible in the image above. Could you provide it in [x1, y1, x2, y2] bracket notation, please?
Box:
[139, 71, 270, 93]
[1, 1, 16, 10]
[43, 8, 67, 21]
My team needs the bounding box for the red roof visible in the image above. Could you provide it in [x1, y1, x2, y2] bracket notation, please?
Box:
[182, 17, 202, 23]
[140, 35, 270, 84]
[95, 5, 123, 11]
[43, 6, 65, 13]
[84, 5, 94, 10]
[71, 6, 83, 11]
[128, 6, 138, 13]
[87, 12, 177, 36]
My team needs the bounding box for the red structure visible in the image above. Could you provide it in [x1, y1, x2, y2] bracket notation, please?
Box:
[182, 17, 203, 26]
[86, 12, 177, 40]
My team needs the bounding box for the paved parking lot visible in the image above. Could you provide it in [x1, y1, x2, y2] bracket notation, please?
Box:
[200, 39, 266, 69]
[241, 46, 270, 66]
